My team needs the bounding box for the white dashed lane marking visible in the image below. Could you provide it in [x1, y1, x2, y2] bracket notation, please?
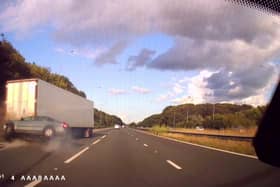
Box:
[24, 179, 42, 187]
[64, 147, 89, 164]
[92, 139, 101, 145]
[166, 160, 182, 170]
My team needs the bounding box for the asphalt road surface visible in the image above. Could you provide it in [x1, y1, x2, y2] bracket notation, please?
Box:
[0, 128, 280, 187]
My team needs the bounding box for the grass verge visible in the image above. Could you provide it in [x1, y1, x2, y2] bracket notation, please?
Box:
[150, 125, 256, 155]
[159, 132, 256, 156]
[170, 127, 257, 137]
[150, 125, 169, 135]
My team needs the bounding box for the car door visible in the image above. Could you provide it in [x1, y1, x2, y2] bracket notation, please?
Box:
[30, 116, 47, 134]
[15, 116, 35, 133]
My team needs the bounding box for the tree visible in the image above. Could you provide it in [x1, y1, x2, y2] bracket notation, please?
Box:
[139, 103, 262, 129]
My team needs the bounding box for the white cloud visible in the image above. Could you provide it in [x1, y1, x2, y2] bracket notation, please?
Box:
[229, 80, 235, 86]
[1, 0, 279, 106]
[172, 70, 214, 104]
[156, 92, 175, 102]
[108, 88, 127, 95]
[171, 68, 279, 106]
[115, 112, 129, 123]
[228, 86, 242, 96]
[229, 67, 279, 106]
[156, 80, 187, 103]
[156, 70, 214, 104]
[173, 83, 184, 94]
[0, 0, 157, 43]
[150, 37, 280, 71]
[131, 86, 151, 94]
[2, 0, 279, 46]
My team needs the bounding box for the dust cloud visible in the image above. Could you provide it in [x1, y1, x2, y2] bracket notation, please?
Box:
[41, 136, 77, 153]
[43, 138, 63, 152]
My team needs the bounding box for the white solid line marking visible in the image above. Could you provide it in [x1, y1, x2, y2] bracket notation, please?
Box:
[92, 139, 101, 145]
[64, 147, 89, 164]
[166, 160, 182, 170]
[24, 180, 42, 187]
[143, 144, 148, 147]
[101, 135, 106, 139]
[135, 129, 257, 159]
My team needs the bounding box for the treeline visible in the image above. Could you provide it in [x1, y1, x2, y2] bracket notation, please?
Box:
[138, 103, 266, 129]
[0, 39, 86, 99]
[94, 108, 123, 128]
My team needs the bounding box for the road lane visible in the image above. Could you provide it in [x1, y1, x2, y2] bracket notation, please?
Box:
[0, 128, 280, 187]
[0, 129, 111, 187]
[39, 129, 197, 187]
[128, 128, 280, 187]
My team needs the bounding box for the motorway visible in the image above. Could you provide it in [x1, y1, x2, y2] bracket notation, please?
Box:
[0, 128, 280, 187]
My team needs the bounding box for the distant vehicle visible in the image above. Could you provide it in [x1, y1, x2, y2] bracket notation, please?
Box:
[3, 79, 94, 139]
[114, 124, 120, 129]
[195, 126, 205, 131]
[121, 125, 125, 128]
[4, 116, 69, 139]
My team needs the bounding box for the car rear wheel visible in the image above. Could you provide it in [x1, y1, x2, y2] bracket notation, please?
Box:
[43, 127, 55, 139]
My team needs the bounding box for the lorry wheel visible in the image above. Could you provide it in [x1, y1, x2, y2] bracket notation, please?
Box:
[43, 127, 55, 139]
[84, 128, 93, 138]
[4, 124, 14, 141]
[84, 128, 89, 138]
[88, 128, 93, 138]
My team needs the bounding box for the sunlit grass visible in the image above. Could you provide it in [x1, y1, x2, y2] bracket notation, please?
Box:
[150, 125, 169, 135]
[149, 125, 256, 155]
[160, 132, 256, 156]
[170, 127, 257, 137]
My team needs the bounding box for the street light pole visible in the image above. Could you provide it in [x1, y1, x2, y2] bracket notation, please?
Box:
[212, 103, 215, 120]
[187, 96, 193, 124]
[173, 110, 175, 128]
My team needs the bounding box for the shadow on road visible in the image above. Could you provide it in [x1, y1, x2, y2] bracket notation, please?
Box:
[217, 168, 278, 187]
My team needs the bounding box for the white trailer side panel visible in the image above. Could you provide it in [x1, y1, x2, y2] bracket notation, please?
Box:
[6, 80, 37, 119]
[36, 79, 94, 128]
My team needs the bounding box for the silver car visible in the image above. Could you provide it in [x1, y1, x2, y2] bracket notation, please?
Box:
[3, 116, 69, 139]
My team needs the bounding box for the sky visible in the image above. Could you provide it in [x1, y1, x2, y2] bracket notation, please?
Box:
[0, 0, 279, 123]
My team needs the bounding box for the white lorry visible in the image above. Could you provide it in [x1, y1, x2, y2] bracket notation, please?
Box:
[4, 78, 94, 138]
